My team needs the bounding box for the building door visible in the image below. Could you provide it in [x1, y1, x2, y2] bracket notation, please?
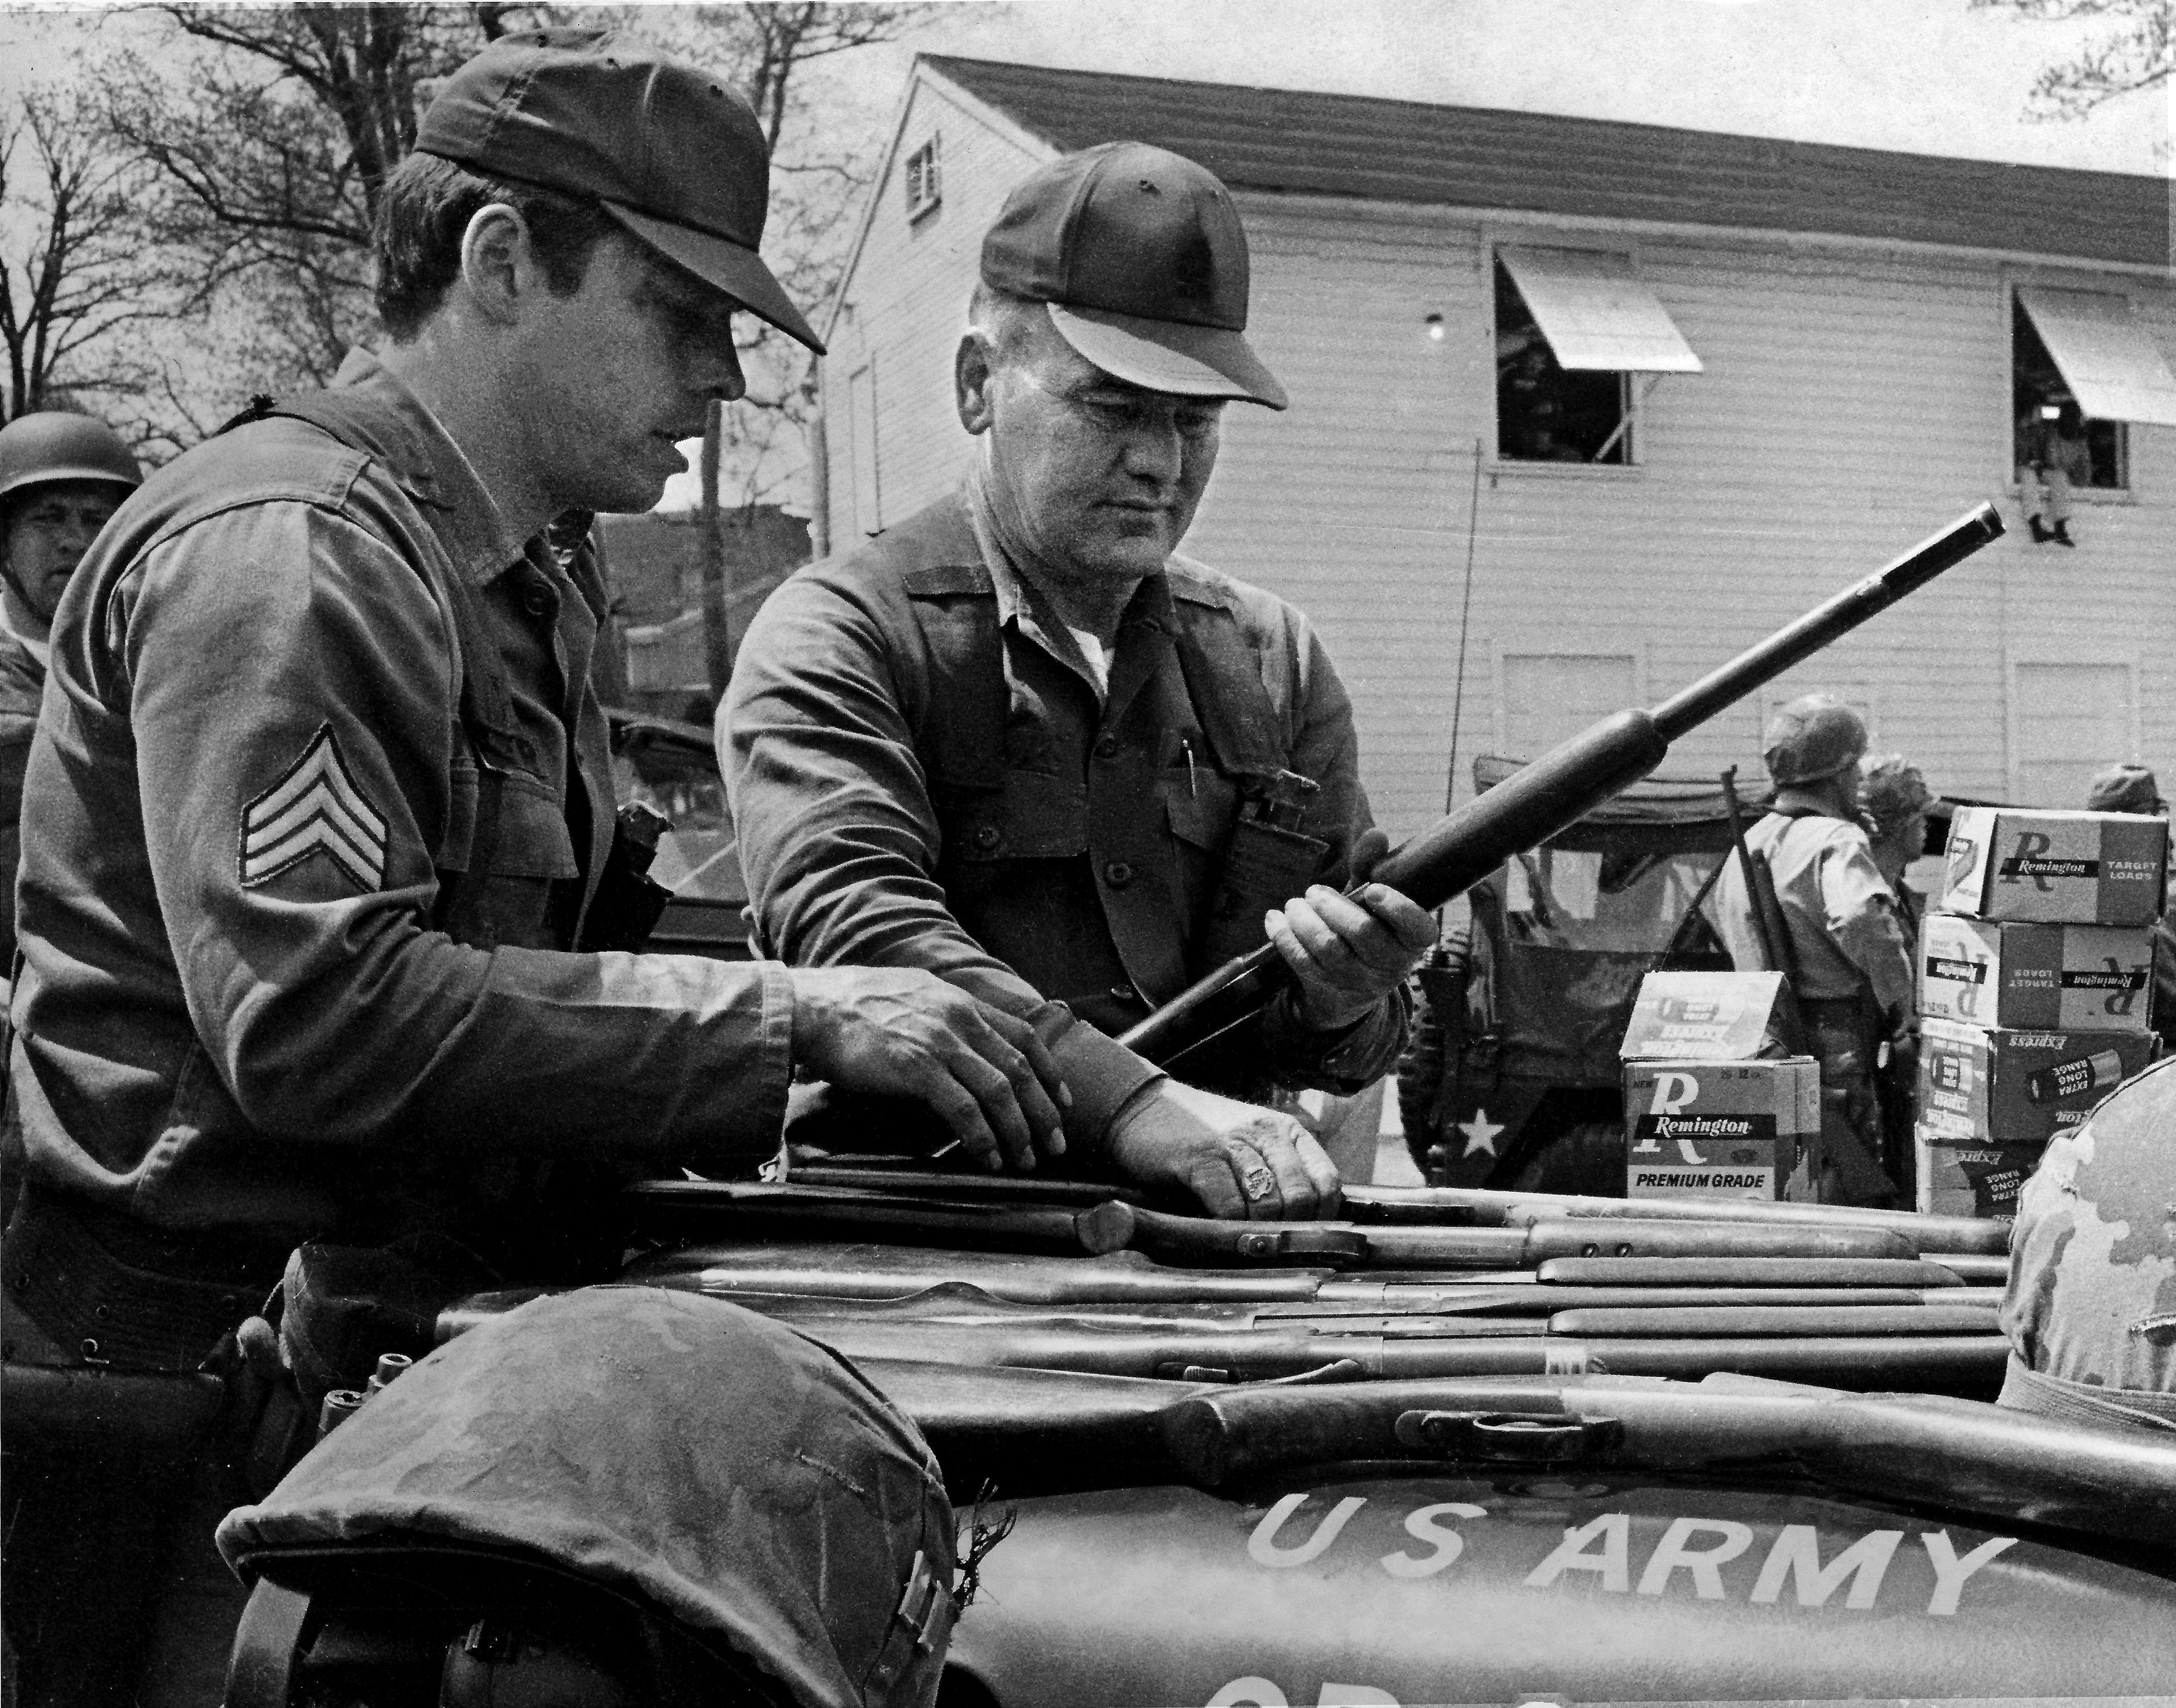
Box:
[2010, 660, 2135, 806]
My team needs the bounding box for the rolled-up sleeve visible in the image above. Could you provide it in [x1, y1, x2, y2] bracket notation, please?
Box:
[723, 569, 1157, 1153]
[116, 503, 794, 1167]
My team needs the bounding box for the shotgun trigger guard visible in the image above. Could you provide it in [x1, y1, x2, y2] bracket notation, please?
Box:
[1393, 1409, 1625, 1463]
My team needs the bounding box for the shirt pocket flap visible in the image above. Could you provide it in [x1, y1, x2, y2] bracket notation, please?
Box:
[439, 764, 579, 878]
[1164, 772, 1239, 853]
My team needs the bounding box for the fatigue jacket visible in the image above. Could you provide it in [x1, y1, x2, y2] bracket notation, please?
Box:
[1711, 796, 1915, 1017]
[10, 350, 794, 1251]
[0, 616, 45, 969]
[724, 487, 1407, 1157]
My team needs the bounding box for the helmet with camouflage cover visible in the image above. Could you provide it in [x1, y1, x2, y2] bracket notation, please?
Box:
[219, 1287, 960, 1706]
[0, 411, 142, 507]
[1860, 752, 1937, 843]
[1762, 693, 1869, 787]
[1998, 1055, 2176, 1433]
[2085, 763, 2165, 817]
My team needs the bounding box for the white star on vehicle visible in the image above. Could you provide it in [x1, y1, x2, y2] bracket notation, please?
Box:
[1457, 1109, 1504, 1157]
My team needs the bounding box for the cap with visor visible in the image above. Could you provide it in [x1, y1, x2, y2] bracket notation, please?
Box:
[981, 141, 1286, 410]
[413, 28, 824, 354]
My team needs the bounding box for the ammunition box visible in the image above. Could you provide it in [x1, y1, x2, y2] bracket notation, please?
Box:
[1913, 1126, 2047, 1222]
[1624, 1058, 1820, 1201]
[1937, 807, 2169, 926]
[1620, 970, 1792, 1061]
[1917, 916, 2155, 1033]
[1916, 1017, 2158, 1145]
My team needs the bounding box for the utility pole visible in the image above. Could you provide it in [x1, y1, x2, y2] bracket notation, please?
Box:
[698, 398, 733, 700]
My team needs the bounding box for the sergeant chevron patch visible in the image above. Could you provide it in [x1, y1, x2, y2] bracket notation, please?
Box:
[239, 723, 389, 892]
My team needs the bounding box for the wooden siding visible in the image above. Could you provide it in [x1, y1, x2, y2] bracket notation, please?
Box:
[820, 78, 1047, 545]
[822, 85, 2176, 843]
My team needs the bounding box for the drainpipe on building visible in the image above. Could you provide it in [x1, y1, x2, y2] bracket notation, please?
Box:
[807, 407, 831, 561]
[699, 397, 733, 700]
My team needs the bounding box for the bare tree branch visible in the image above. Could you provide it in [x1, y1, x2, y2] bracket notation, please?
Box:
[38, 0, 934, 486]
[1972, 0, 2174, 117]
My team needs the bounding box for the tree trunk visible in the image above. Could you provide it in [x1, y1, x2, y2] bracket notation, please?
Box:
[699, 398, 732, 699]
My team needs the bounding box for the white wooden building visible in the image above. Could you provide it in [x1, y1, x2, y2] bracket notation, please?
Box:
[816, 56, 2176, 839]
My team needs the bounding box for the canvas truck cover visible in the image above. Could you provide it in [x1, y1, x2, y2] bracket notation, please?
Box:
[218, 1287, 957, 1708]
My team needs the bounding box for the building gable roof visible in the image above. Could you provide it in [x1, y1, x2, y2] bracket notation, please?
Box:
[923, 55, 2169, 271]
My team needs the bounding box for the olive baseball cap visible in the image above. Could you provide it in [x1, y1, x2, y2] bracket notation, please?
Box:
[981, 142, 1287, 409]
[414, 28, 824, 354]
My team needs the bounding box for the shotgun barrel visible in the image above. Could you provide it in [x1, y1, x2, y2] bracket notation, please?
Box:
[1119, 502, 2004, 1067]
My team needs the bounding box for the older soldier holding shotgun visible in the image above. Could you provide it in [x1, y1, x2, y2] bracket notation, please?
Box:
[725, 143, 1437, 1220]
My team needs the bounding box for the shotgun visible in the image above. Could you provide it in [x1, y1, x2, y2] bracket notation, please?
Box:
[1120, 503, 2004, 1069]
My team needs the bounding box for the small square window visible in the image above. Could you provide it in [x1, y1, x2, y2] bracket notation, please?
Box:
[903, 136, 941, 222]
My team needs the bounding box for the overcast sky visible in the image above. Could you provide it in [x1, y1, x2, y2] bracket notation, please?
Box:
[2, 0, 2168, 176]
[860, 0, 2172, 175]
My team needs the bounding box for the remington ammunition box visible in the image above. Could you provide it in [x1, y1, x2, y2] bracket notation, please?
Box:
[1916, 1017, 2158, 1145]
[1619, 970, 1792, 1061]
[1917, 915, 2155, 1032]
[1623, 1057, 1821, 1201]
[1913, 1126, 2047, 1221]
[1938, 807, 2169, 926]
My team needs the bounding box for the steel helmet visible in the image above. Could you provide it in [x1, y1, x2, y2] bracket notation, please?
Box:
[2000, 1056, 2176, 1431]
[220, 1287, 960, 1707]
[0, 411, 142, 507]
[1762, 694, 1868, 787]
[1860, 752, 1937, 840]
[2084, 763, 2165, 817]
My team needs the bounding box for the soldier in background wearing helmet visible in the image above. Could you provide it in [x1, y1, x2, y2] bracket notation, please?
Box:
[2084, 762, 2174, 1053]
[1859, 753, 1938, 1177]
[0, 412, 143, 968]
[1, 32, 1072, 1706]
[1860, 752, 1938, 945]
[2000, 1053, 2176, 1432]
[1712, 695, 1916, 1203]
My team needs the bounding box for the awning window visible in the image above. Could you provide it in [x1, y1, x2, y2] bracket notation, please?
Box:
[2016, 286, 2176, 428]
[1498, 247, 1703, 373]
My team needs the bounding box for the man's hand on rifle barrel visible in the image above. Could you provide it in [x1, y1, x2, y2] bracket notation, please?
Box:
[787, 968, 1070, 1172]
[1106, 1079, 1342, 1221]
[1265, 827, 1438, 1032]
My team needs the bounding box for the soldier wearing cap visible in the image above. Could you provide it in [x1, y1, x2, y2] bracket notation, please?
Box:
[724, 143, 1436, 1220]
[1711, 694, 1916, 1204]
[1, 32, 1066, 1705]
[0, 412, 142, 967]
[2084, 762, 2174, 1052]
[2000, 1053, 2176, 1433]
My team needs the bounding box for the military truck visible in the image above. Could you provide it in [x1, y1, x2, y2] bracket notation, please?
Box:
[224, 505, 2176, 1701]
[1397, 758, 1740, 1197]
